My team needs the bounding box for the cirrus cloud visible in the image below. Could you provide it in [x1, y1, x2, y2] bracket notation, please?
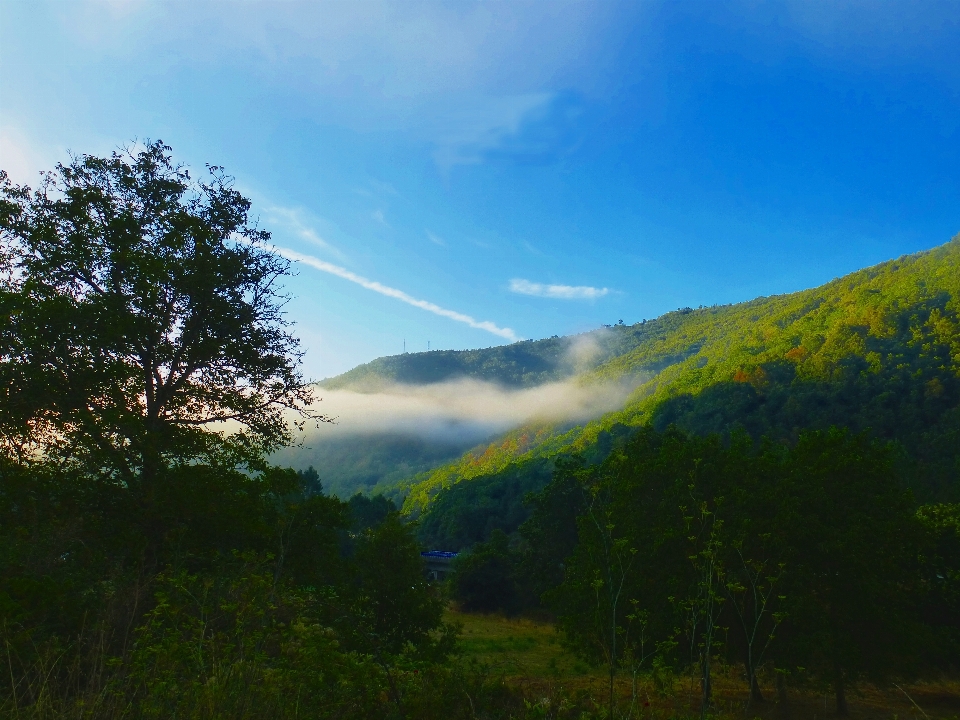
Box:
[272, 245, 519, 342]
[510, 278, 610, 300]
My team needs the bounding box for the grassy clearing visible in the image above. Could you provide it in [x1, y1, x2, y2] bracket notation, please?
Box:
[448, 608, 960, 719]
[447, 607, 600, 680]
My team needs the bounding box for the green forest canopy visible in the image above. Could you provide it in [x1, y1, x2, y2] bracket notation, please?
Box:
[395, 236, 960, 514]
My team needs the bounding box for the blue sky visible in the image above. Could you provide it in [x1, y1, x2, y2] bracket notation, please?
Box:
[2, 1, 958, 380]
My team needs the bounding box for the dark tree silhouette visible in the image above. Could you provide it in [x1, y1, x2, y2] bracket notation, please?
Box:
[0, 142, 328, 486]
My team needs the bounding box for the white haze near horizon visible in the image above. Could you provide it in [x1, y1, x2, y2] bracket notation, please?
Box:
[285, 328, 641, 450]
[300, 375, 638, 447]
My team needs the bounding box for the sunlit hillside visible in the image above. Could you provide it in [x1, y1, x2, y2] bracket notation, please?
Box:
[388, 236, 960, 514]
[281, 326, 655, 496]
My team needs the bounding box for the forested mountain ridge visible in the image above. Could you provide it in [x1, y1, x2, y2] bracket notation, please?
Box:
[318, 322, 668, 391]
[306, 307, 724, 498]
[401, 236, 960, 515]
[319, 337, 571, 390]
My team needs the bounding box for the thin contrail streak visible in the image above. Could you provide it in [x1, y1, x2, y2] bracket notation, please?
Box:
[274, 245, 519, 342]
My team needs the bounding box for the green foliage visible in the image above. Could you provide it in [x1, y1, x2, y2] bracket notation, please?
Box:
[0, 144, 325, 485]
[0, 457, 356, 703]
[346, 514, 456, 660]
[296, 464, 323, 496]
[535, 429, 708, 670]
[116, 555, 387, 719]
[402, 236, 960, 510]
[417, 457, 555, 551]
[450, 530, 522, 615]
[915, 503, 960, 667]
[527, 426, 931, 715]
[348, 491, 398, 531]
[402, 424, 561, 514]
[678, 497, 726, 718]
[2, 543, 591, 719]
[774, 429, 926, 708]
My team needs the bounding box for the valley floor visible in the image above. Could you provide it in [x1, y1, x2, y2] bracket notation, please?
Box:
[447, 608, 960, 719]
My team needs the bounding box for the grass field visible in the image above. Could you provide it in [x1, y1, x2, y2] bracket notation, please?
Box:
[447, 608, 960, 719]
[448, 608, 600, 680]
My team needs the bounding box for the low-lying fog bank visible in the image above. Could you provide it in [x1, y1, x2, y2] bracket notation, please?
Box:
[274, 376, 640, 498]
[308, 376, 638, 443]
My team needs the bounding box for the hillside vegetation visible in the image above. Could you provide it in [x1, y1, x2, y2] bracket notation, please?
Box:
[272, 432, 473, 498]
[319, 323, 662, 391]
[4, 146, 958, 719]
[302, 324, 668, 498]
[402, 236, 960, 517]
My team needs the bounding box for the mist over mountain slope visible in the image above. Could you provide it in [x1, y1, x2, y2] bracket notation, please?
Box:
[280, 339, 644, 497]
[283, 237, 960, 506]
[398, 236, 960, 518]
[274, 376, 638, 497]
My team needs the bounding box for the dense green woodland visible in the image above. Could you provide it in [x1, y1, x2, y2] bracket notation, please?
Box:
[319, 323, 656, 391]
[273, 432, 472, 499]
[450, 427, 960, 715]
[397, 236, 960, 518]
[310, 238, 960, 506]
[1, 145, 958, 718]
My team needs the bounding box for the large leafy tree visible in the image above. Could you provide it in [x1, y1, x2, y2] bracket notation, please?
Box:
[0, 142, 325, 485]
[0, 145, 469, 717]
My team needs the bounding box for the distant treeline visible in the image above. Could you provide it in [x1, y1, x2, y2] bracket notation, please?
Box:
[318, 323, 661, 391]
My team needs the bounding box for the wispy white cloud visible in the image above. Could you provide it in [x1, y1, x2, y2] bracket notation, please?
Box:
[273, 245, 518, 341]
[426, 230, 445, 246]
[261, 204, 348, 261]
[510, 278, 610, 300]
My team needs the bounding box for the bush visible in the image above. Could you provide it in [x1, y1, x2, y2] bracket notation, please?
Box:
[451, 530, 522, 614]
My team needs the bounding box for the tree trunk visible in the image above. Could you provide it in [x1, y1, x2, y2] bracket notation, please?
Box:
[834, 667, 848, 717]
[748, 666, 764, 702]
[609, 664, 615, 720]
[700, 654, 712, 720]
